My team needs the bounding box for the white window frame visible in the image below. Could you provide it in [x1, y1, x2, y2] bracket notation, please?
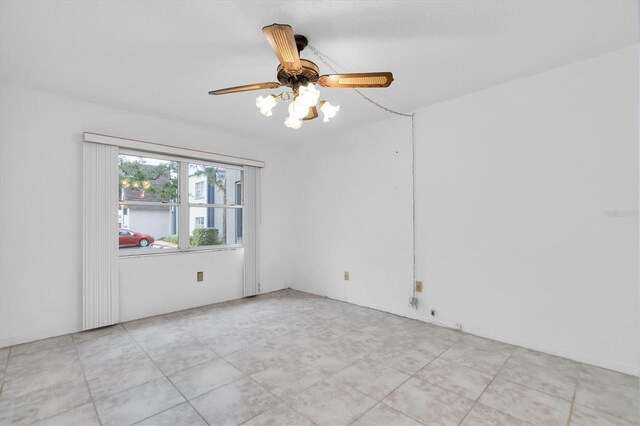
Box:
[119, 149, 244, 256]
[185, 159, 244, 250]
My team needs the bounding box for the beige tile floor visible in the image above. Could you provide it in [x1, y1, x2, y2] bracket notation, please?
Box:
[0, 289, 637, 425]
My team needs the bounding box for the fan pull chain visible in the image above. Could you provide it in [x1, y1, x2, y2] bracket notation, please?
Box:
[307, 44, 412, 117]
[411, 113, 416, 305]
[308, 44, 419, 309]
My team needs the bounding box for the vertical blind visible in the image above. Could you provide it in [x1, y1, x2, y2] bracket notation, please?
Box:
[83, 142, 120, 330]
[243, 165, 261, 296]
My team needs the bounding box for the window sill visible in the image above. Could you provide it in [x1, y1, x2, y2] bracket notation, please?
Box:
[119, 245, 243, 259]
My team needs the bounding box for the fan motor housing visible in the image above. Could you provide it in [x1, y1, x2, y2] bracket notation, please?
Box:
[277, 59, 319, 90]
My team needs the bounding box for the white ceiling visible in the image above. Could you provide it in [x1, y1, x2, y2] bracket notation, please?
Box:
[1, 1, 637, 144]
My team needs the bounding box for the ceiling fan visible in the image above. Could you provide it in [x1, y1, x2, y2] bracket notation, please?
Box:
[209, 23, 394, 129]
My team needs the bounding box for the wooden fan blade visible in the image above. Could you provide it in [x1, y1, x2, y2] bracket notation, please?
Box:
[262, 23, 302, 74]
[209, 82, 280, 95]
[317, 72, 394, 88]
[302, 106, 318, 121]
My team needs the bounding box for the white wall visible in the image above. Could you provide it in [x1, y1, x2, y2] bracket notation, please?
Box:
[0, 83, 294, 347]
[290, 46, 639, 375]
[290, 115, 415, 316]
[119, 249, 244, 322]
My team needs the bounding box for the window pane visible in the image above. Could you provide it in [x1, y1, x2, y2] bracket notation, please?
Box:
[119, 205, 178, 252]
[119, 154, 178, 203]
[189, 207, 242, 246]
[188, 164, 242, 205]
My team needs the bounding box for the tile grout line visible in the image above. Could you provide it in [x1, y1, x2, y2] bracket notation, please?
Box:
[241, 376, 318, 426]
[219, 334, 375, 425]
[348, 375, 417, 425]
[198, 335, 323, 426]
[123, 324, 210, 426]
[220, 313, 456, 425]
[121, 315, 230, 377]
[347, 347, 494, 426]
[497, 374, 577, 403]
[151, 348, 223, 377]
[86, 374, 165, 416]
[0, 346, 11, 399]
[439, 343, 582, 418]
[113, 342, 369, 426]
[279, 374, 374, 426]
[566, 387, 577, 426]
[131, 402, 195, 426]
[165, 308, 312, 361]
[219, 347, 320, 424]
[140, 327, 312, 424]
[335, 340, 475, 424]
[457, 346, 517, 425]
[434, 346, 579, 403]
[348, 352, 443, 425]
[239, 300, 344, 417]
[72, 337, 104, 426]
[433, 344, 507, 376]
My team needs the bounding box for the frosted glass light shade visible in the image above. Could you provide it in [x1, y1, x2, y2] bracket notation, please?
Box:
[288, 97, 310, 120]
[284, 115, 302, 129]
[256, 95, 277, 116]
[320, 100, 340, 122]
[298, 83, 321, 107]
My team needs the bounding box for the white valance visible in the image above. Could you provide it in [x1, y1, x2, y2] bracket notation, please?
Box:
[84, 132, 265, 168]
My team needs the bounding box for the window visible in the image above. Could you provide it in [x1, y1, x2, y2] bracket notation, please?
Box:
[188, 163, 243, 246]
[119, 154, 178, 252]
[118, 151, 242, 255]
[194, 181, 205, 199]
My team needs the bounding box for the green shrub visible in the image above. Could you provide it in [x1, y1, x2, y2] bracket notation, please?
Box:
[159, 234, 178, 244]
[192, 227, 220, 246]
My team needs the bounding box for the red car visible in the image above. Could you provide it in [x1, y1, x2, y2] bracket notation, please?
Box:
[119, 229, 154, 248]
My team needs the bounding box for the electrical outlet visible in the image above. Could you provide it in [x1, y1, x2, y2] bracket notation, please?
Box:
[344, 271, 349, 281]
[197, 271, 203, 282]
[415, 281, 423, 292]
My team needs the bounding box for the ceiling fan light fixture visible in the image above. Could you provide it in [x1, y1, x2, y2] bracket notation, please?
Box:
[256, 95, 277, 116]
[209, 23, 394, 131]
[320, 100, 340, 122]
[209, 23, 393, 130]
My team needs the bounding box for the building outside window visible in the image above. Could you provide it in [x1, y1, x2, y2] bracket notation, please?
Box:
[118, 152, 243, 254]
